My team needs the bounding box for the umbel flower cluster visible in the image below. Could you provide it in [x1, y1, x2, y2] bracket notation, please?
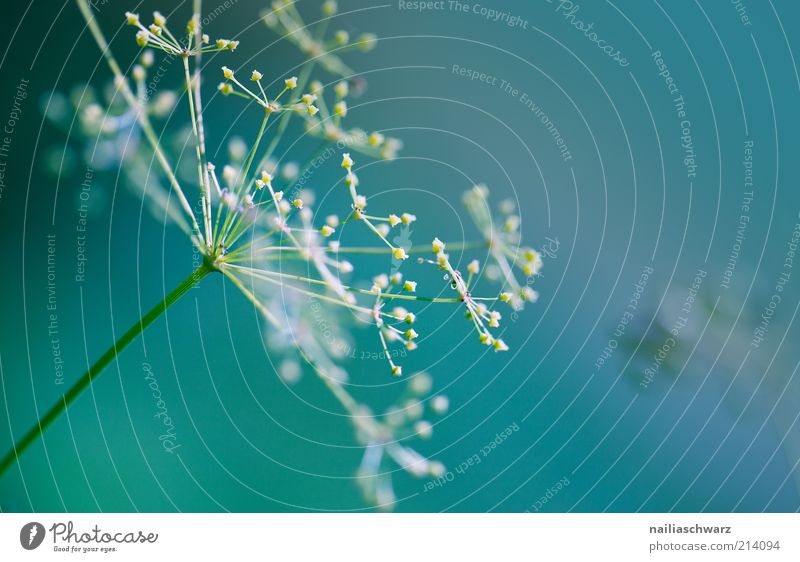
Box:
[20, 0, 542, 509]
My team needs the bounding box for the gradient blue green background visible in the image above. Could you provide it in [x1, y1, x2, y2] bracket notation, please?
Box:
[1, 0, 799, 512]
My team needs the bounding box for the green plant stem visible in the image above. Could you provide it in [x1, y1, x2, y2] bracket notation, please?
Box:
[0, 263, 213, 477]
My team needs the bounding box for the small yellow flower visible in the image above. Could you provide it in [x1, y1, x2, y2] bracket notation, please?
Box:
[388, 214, 401, 227]
[285, 76, 298, 89]
[401, 213, 416, 225]
[341, 153, 354, 170]
[222, 66, 234, 79]
[368, 132, 385, 146]
[493, 339, 509, 352]
[393, 247, 408, 260]
[306, 105, 319, 116]
[322, 0, 338, 16]
[403, 280, 417, 292]
[251, 70, 263, 81]
[320, 225, 335, 237]
[334, 101, 347, 117]
[334, 30, 349, 45]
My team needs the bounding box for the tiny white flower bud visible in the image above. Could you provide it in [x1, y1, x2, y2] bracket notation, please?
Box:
[334, 81, 349, 98]
[339, 260, 353, 273]
[377, 223, 390, 237]
[218, 82, 233, 95]
[521, 287, 539, 302]
[341, 153, 354, 169]
[281, 162, 299, 180]
[500, 292, 513, 302]
[334, 30, 349, 45]
[251, 70, 263, 81]
[125, 12, 140, 26]
[493, 339, 509, 352]
[390, 272, 403, 285]
[334, 100, 347, 117]
[388, 214, 401, 227]
[467, 260, 480, 274]
[320, 225, 335, 237]
[405, 329, 418, 341]
[292, 198, 303, 209]
[306, 104, 319, 115]
[368, 132, 385, 146]
[153, 11, 166, 26]
[222, 66, 234, 79]
[301, 93, 317, 105]
[432, 237, 445, 253]
[410, 373, 432, 395]
[403, 280, 417, 292]
[356, 33, 377, 52]
[135, 30, 149, 47]
[401, 213, 416, 225]
[404, 312, 416, 324]
[322, 0, 338, 16]
[431, 395, 449, 414]
[140, 50, 154, 67]
[132, 65, 145, 82]
[285, 76, 298, 89]
[414, 420, 433, 439]
[505, 215, 520, 233]
[216, 39, 230, 49]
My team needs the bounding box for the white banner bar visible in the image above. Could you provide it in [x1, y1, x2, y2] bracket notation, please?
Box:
[1, 513, 798, 560]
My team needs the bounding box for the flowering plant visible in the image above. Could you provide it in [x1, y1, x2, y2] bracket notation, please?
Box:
[1, 0, 542, 509]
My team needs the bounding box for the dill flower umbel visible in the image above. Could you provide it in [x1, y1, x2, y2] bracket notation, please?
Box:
[5, 0, 544, 511]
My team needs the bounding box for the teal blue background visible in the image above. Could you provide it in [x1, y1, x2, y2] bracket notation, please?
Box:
[1, 0, 799, 512]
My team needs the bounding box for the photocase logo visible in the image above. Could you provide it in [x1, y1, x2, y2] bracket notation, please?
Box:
[20, 522, 45, 550]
